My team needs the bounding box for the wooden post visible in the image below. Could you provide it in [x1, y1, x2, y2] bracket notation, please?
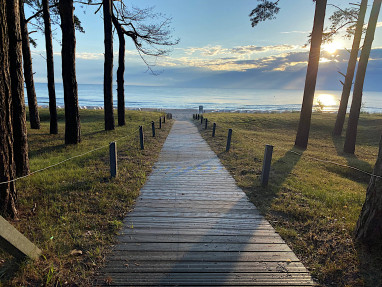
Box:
[159, 117, 162, 129]
[109, 141, 117, 178]
[197, 114, 200, 120]
[205, 118, 208, 129]
[139, 125, 144, 150]
[163, 115, 166, 124]
[0, 216, 41, 260]
[226, 129, 232, 152]
[151, 121, 155, 137]
[200, 115, 203, 125]
[212, 123, 216, 137]
[261, 145, 274, 186]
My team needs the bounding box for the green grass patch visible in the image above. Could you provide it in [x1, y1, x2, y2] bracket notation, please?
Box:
[196, 112, 382, 287]
[0, 108, 172, 286]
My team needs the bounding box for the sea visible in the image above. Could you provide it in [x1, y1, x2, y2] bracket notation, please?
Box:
[29, 83, 382, 114]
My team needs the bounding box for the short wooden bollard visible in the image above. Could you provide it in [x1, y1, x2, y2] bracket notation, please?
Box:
[151, 121, 155, 137]
[163, 115, 166, 124]
[139, 126, 144, 150]
[109, 142, 117, 178]
[197, 114, 200, 120]
[261, 144, 274, 186]
[226, 129, 232, 152]
[212, 123, 216, 137]
[159, 117, 162, 129]
[200, 115, 203, 125]
[205, 118, 208, 129]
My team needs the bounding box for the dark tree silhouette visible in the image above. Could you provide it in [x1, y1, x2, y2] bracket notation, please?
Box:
[7, 0, 30, 177]
[344, 0, 382, 154]
[111, 3, 179, 126]
[294, 0, 327, 149]
[250, 0, 327, 149]
[0, 0, 18, 218]
[103, 0, 114, 131]
[43, 0, 58, 134]
[20, 0, 41, 129]
[333, 1, 368, 136]
[355, 135, 382, 244]
[59, 0, 81, 144]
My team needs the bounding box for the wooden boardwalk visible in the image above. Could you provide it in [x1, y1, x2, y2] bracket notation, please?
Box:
[95, 119, 314, 286]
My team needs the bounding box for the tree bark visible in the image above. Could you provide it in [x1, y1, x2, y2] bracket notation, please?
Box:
[19, 0, 40, 129]
[59, 0, 81, 144]
[355, 135, 382, 245]
[7, 0, 30, 177]
[103, 0, 115, 131]
[0, 0, 18, 218]
[333, 0, 368, 137]
[344, 0, 382, 154]
[294, 0, 327, 149]
[112, 14, 126, 127]
[43, 0, 58, 135]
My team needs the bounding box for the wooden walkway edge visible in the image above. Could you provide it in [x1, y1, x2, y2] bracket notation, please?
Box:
[95, 119, 314, 286]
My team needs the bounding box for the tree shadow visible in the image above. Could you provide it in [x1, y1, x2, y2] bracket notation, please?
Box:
[331, 135, 373, 183]
[245, 147, 303, 213]
[0, 257, 23, 282]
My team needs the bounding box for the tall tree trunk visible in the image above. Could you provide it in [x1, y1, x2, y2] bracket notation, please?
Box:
[294, 0, 327, 149]
[59, 0, 80, 144]
[7, 0, 29, 177]
[354, 135, 382, 244]
[0, 0, 18, 218]
[103, 0, 114, 131]
[19, 0, 40, 129]
[43, 0, 58, 135]
[333, 0, 368, 137]
[112, 15, 126, 127]
[344, 0, 382, 154]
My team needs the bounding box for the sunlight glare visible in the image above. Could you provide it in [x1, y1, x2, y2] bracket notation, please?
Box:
[323, 42, 342, 54]
[314, 94, 338, 112]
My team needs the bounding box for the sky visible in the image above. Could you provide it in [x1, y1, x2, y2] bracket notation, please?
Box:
[26, 0, 382, 91]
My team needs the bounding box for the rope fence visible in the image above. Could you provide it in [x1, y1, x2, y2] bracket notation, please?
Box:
[193, 114, 381, 185]
[0, 113, 173, 186]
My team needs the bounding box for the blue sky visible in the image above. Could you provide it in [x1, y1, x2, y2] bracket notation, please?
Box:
[26, 0, 382, 91]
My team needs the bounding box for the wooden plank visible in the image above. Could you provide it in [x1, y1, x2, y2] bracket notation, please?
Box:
[106, 251, 301, 262]
[113, 242, 293, 252]
[0, 216, 41, 260]
[117, 234, 285, 244]
[101, 260, 309, 273]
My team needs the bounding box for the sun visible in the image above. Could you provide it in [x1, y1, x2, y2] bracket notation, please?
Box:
[322, 41, 342, 54]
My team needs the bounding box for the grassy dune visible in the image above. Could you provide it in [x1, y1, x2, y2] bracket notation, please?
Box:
[0, 108, 172, 286]
[197, 112, 382, 287]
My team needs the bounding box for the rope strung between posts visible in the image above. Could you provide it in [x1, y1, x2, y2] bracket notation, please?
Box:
[200, 118, 382, 180]
[0, 120, 162, 186]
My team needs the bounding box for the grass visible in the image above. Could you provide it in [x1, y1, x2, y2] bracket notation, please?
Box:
[0, 108, 173, 286]
[196, 112, 382, 287]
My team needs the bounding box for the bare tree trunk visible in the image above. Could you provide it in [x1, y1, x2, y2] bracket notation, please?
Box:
[355, 135, 382, 244]
[344, 0, 382, 154]
[43, 0, 58, 135]
[112, 14, 125, 127]
[0, 0, 18, 218]
[103, 0, 114, 131]
[294, 0, 327, 149]
[7, 0, 29, 177]
[59, 0, 80, 144]
[19, 0, 40, 130]
[333, 0, 368, 137]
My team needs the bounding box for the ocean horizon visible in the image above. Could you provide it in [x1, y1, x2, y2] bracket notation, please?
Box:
[27, 83, 382, 114]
